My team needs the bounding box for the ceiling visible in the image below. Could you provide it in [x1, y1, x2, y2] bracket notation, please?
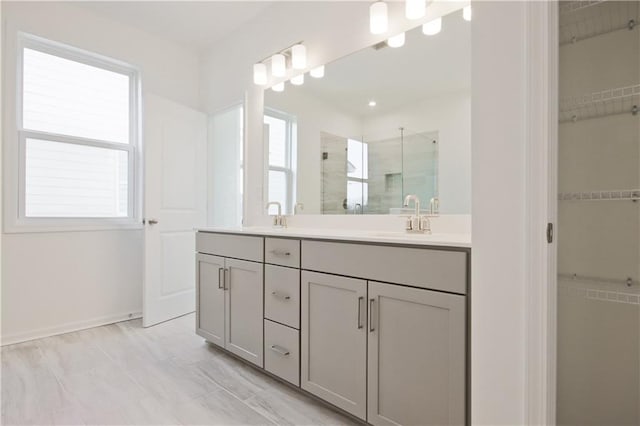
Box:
[76, 1, 274, 50]
[268, 9, 471, 118]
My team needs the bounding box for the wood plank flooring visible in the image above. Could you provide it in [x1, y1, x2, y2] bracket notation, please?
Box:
[1, 314, 359, 425]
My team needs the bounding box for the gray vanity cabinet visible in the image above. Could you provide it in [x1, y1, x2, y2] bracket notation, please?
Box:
[224, 258, 264, 366]
[196, 253, 225, 348]
[367, 281, 466, 426]
[196, 233, 264, 367]
[301, 271, 368, 420]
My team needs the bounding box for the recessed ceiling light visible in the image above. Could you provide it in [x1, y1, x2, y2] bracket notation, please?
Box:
[368, 100, 377, 107]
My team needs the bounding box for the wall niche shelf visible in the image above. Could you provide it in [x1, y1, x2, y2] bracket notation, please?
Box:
[559, 0, 638, 45]
[559, 84, 640, 123]
[558, 189, 640, 202]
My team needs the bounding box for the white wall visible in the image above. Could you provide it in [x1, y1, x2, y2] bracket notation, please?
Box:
[362, 91, 471, 214]
[471, 2, 527, 424]
[1, 1, 201, 345]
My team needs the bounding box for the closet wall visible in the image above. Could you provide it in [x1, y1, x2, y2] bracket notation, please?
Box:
[557, 2, 640, 425]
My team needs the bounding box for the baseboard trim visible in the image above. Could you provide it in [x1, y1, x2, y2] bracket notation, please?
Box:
[1, 311, 143, 346]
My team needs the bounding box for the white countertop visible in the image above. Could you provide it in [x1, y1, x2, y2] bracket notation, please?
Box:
[196, 226, 471, 249]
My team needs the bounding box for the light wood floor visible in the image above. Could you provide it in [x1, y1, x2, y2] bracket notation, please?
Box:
[1, 313, 359, 426]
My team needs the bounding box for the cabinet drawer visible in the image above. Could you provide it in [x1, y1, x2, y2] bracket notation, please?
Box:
[265, 265, 300, 329]
[264, 320, 300, 386]
[302, 241, 467, 294]
[196, 232, 263, 262]
[265, 238, 300, 268]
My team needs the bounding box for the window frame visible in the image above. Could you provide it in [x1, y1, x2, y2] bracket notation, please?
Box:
[8, 33, 142, 232]
[264, 108, 296, 215]
[346, 139, 369, 212]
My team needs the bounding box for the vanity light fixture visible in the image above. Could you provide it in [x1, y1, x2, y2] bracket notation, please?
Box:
[291, 44, 307, 69]
[387, 32, 406, 48]
[253, 63, 267, 85]
[422, 17, 442, 35]
[368, 100, 377, 107]
[272, 82, 285, 92]
[291, 74, 304, 85]
[271, 53, 286, 77]
[405, 0, 426, 20]
[370, 1, 388, 34]
[463, 5, 472, 21]
[310, 65, 325, 78]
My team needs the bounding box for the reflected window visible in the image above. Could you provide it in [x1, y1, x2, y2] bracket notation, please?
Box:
[265, 110, 296, 214]
[347, 139, 368, 212]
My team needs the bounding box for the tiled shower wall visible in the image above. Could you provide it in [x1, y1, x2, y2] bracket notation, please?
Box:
[321, 131, 438, 214]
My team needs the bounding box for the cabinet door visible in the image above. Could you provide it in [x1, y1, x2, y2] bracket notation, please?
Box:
[195, 254, 225, 347]
[368, 281, 466, 426]
[301, 271, 367, 419]
[225, 258, 264, 367]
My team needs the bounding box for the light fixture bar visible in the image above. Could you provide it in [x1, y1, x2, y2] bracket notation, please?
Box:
[423, 17, 442, 35]
[370, 1, 388, 35]
[291, 44, 307, 70]
[406, 0, 425, 20]
[253, 63, 267, 85]
[387, 32, 405, 48]
[291, 74, 304, 85]
[310, 65, 325, 78]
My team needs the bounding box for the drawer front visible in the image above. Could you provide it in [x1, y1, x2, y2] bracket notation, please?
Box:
[265, 265, 300, 329]
[196, 232, 263, 262]
[264, 320, 300, 386]
[302, 241, 467, 294]
[265, 238, 300, 268]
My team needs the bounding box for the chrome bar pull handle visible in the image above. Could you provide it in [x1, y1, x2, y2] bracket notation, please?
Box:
[218, 268, 224, 289]
[269, 250, 291, 257]
[271, 291, 291, 301]
[357, 296, 364, 329]
[270, 345, 290, 356]
[369, 298, 376, 332]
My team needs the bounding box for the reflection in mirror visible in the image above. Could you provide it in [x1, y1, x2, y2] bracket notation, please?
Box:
[264, 7, 470, 215]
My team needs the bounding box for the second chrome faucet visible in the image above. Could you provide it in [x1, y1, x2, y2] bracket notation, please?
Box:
[403, 195, 431, 234]
[266, 201, 286, 227]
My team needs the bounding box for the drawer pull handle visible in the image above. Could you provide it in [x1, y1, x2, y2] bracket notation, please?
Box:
[357, 296, 364, 329]
[270, 345, 290, 356]
[271, 291, 291, 300]
[269, 250, 291, 257]
[369, 298, 376, 333]
[218, 268, 224, 289]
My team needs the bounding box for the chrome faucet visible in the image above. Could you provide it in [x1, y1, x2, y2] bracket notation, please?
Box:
[429, 197, 439, 216]
[354, 203, 363, 215]
[266, 201, 286, 227]
[294, 202, 304, 215]
[403, 195, 430, 233]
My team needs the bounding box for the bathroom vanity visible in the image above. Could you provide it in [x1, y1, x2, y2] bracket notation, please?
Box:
[195, 228, 470, 426]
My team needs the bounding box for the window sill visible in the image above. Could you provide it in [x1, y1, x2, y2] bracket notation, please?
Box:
[3, 219, 144, 234]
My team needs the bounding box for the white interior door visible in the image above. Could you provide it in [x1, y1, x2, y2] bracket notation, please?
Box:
[143, 94, 207, 327]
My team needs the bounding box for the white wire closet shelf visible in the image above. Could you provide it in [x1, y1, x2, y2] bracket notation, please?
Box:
[559, 84, 640, 122]
[559, 273, 639, 306]
[559, 0, 639, 45]
[558, 189, 640, 201]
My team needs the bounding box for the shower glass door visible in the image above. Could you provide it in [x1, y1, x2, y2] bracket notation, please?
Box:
[557, 2, 640, 425]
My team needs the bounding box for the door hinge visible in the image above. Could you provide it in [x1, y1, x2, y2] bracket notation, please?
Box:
[546, 223, 554, 243]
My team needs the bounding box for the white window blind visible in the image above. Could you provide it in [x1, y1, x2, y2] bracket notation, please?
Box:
[25, 139, 128, 218]
[16, 35, 139, 225]
[23, 48, 130, 144]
